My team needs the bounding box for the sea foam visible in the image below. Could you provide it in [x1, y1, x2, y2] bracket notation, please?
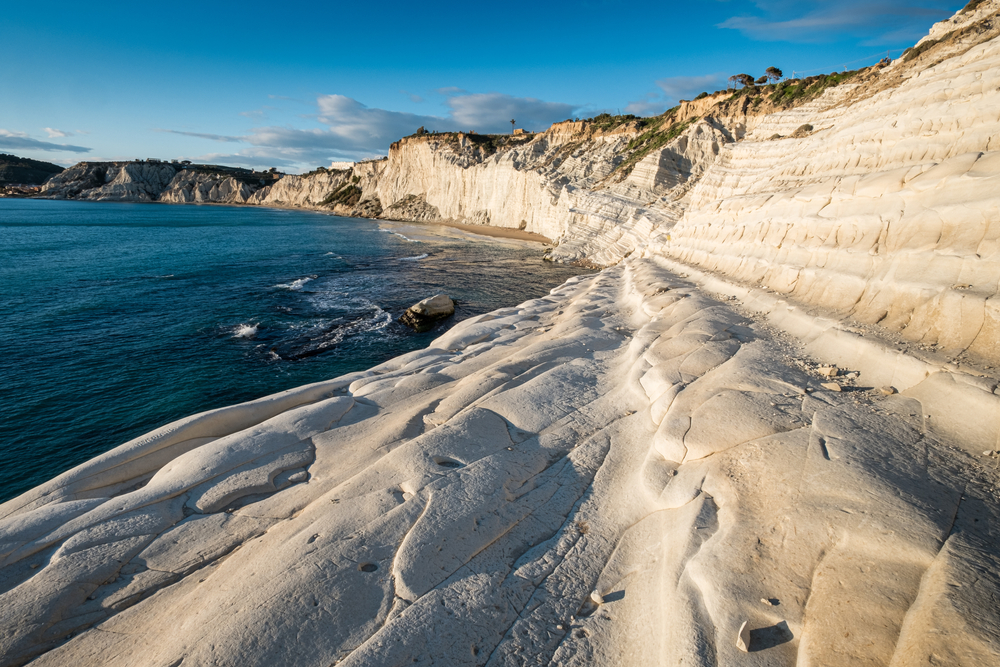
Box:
[275, 276, 316, 291]
[234, 323, 258, 338]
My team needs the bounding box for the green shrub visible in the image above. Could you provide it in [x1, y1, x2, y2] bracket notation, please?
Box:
[614, 115, 698, 176]
[320, 183, 362, 207]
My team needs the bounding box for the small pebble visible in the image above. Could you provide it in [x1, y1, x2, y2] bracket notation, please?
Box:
[821, 382, 842, 392]
[590, 590, 604, 605]
[880, 386, 897, 395]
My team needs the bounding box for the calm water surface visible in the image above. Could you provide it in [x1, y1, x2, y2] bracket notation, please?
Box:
[0, 199, 590, 503]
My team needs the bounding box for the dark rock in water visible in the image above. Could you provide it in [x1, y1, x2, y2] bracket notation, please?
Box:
[400, 294, 455, 332]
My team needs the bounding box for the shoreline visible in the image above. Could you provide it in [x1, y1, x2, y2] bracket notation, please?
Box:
[410, 218, 552, 244]
[18, 196, 554, 245]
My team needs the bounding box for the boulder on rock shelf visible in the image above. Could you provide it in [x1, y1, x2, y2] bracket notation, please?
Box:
[399, 294, 455, 332]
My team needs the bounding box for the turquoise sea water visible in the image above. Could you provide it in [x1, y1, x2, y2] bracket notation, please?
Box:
[0, 199, 589, 504]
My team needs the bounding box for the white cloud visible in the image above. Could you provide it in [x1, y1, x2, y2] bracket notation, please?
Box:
[717, 1, 954, 43]
[160, 91, 583, 173]
[43, 128, 72, 138]
[0, 129, 91, 154]
[446, 93, 577, 133]
[315, 94, 442, 147]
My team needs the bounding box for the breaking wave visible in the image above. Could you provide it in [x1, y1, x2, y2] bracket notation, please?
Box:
[233, 323, 258, 338]
[275, 276, 316, 291]
[383, 230, 420, 243]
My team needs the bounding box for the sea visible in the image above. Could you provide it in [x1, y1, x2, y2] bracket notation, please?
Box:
[0, 199, 590, 504]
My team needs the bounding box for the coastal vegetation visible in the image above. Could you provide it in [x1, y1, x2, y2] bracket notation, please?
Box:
[0, 153, 64, 186]
[320, 182, 362, 207]
[611, 114, 698, 176]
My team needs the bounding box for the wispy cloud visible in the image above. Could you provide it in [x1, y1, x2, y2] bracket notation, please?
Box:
[155, 129, 245, 143]
[43, 127, 72, 138]
[717, 0, 954, 43]
[0, 130, 91, 153]
[400, 90, 425, 103]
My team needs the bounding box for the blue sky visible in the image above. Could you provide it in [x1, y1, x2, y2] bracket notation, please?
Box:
[1, 0, 967, 173]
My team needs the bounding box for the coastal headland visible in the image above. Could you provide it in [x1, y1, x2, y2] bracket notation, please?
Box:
[3, 3, 1000, 665]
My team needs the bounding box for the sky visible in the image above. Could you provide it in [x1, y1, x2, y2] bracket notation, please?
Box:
[1, 0, 968, 173]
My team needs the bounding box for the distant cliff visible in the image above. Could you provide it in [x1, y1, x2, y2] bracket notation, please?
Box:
[0, 154, 63, 186]
[40, 161, 281, 204]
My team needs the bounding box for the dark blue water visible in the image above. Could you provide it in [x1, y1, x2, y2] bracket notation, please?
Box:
[0, 199, 589, 503]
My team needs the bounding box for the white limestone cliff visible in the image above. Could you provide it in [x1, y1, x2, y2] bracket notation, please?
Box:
[158, 171, 254, 204]
[7, 4, 1000, 665]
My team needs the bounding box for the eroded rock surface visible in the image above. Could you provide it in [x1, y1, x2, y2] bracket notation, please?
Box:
[2, 259, 998, 667]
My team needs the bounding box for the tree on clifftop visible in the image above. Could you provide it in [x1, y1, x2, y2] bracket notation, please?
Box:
[510, 119, 516, 134]
[766, 66, 784, 83]
[729, 73, 755, 89]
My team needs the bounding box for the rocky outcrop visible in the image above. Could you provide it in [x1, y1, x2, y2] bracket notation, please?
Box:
[398, 294, 455, 331]
[158, 171, 254, 204]
[40, 162, 279, 205]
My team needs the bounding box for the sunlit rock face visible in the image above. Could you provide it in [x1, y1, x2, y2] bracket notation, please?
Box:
[7, 4, 1000, 666]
